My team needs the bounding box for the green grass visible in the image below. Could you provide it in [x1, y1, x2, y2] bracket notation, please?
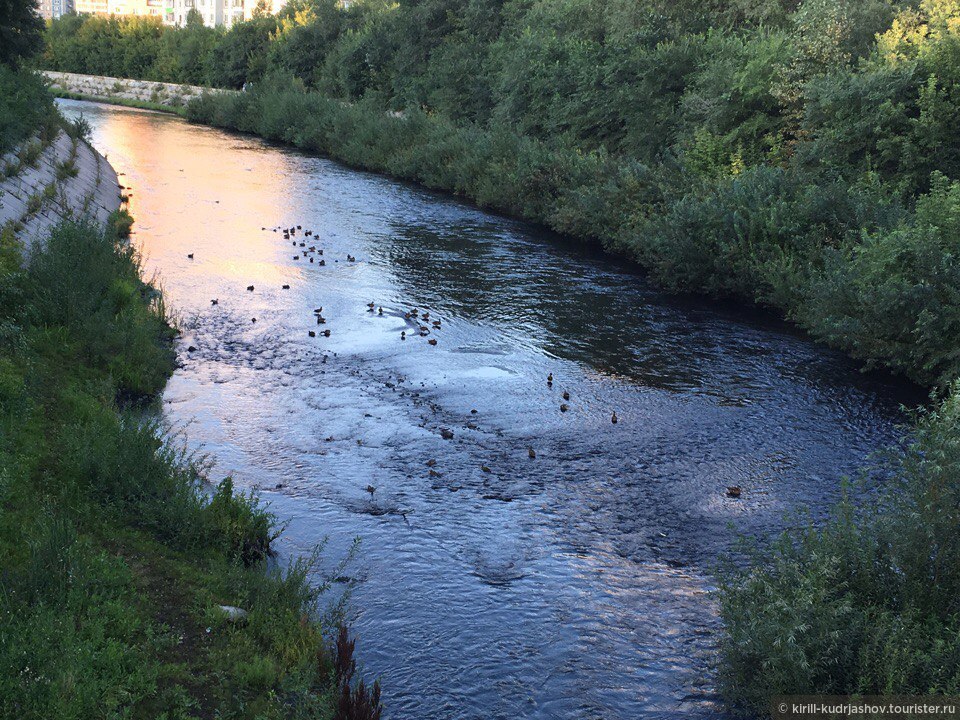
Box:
[49, 87, 189, 117]
[0, 217, 379, 719]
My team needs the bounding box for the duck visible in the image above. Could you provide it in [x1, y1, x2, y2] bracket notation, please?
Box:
[547, 373, 553, 386]
[347, 255, 356, 262]
[366, 484, 376, 497]
[211, 299, 219, 305]
[251, 317, 256, 323]
[426, 459, 437, 467]
[562, 391, 570, 401]
[313, 307, 323, 314]
[611, 411, 618, 424]
[726, 486, 742, 499]
[187, 253, 194, 259]
[316, 315, 326, 324]
[428, 338, 437, 346]
[367, 302, 375, 311]
[481, 465, 491, 473]
[528, 447, 536, 459]
[378, 307, 383, 315]
[318, 259, 326, 266]
[432, 320, 441, 328]
[401, 331, 406, 340]
[294, 255, 300, 260]
[560, 403, 569, 412]
[282, 284, 290, 290]
[322, 329, 331, 337]
[246, 285, 255, 291]
[310, 257, 314, 263]
[309, 330, 316, 337]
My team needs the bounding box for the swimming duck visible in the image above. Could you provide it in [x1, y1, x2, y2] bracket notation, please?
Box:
[562, 391, 570, 401]
[481, 465, 491, 473]
[378, 307, 383, 315]
[528, 447, 536, 459]
[319, 259, 326, 266]
[401, 331, 406, 340]
[282, 284, 290, 289]
[366, 485, 376, 497]
[309, 331, 316, 337]
[347, 255, 356, 262]
[547, 373, 553, 386]
[428, 338, 437, 346]
[211, 299, 218, 305]
[187, 253, 194, 259]
[726, 486, 741, 499]
[246, 285, 255, 291]
[611, 411, 618, 424]
[560, 403, 569, 412]
[322, 329, 331, 337]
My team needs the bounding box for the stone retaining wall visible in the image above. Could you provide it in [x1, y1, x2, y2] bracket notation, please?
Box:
[0, 129, 121, 253]
[43, 70, 232, 110]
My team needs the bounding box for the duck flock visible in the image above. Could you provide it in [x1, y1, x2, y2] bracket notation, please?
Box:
[180, 221, 719, 499]
[194, 222, 625, 423]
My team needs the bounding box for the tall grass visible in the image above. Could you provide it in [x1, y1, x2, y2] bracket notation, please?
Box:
[0, 219, 377, 718]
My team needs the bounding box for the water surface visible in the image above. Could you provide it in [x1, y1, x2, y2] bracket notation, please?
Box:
[61, 99, 917, 720]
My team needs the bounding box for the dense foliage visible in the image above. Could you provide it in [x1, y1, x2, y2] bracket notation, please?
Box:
[0, 0, 44, 66]
[39, 0, 960, 713]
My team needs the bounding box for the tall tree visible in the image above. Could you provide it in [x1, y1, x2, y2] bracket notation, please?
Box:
[0, 0, 44, 66]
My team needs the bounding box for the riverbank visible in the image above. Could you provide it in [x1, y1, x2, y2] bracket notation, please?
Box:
[1, 73, 378, 718]
[0, 215, 359, 719]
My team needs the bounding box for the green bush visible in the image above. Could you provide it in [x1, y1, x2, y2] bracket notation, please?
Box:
[0, 67, 55, 155]
[718, 383, 960, 712]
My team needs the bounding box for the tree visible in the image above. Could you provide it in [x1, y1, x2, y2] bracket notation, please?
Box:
[0, 0, 45, 66]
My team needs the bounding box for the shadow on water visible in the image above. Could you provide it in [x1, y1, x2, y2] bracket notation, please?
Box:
[59, 98, 922, 720]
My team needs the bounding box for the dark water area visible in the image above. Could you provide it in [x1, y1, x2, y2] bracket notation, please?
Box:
[60, 98, 921, 719]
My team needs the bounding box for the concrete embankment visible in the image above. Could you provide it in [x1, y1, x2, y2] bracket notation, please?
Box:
[0, 128, 120, 251]
[43, 70, 231, 111]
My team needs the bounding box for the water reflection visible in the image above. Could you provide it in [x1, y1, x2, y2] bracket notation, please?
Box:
[60, 98, 919, 720]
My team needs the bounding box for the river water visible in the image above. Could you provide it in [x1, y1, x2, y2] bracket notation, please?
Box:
[61, 99, 918, 720]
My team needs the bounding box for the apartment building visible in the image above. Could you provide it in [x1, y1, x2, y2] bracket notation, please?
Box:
[37, 0, 75, 19]
[164, 0, 265, 27]
[65, 0, 281, 27]
[73, 0, 164, 17]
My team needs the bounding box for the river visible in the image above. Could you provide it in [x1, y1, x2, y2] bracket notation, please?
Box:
[60, 98, 918, 720]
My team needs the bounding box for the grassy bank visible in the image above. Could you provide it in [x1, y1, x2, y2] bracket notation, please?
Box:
[0, 214, 380, 719]
[49, 86, 189, 116]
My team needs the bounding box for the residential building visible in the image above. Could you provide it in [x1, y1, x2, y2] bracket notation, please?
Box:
[165, 0, 269, 27]
[37, 0, 75, 20]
